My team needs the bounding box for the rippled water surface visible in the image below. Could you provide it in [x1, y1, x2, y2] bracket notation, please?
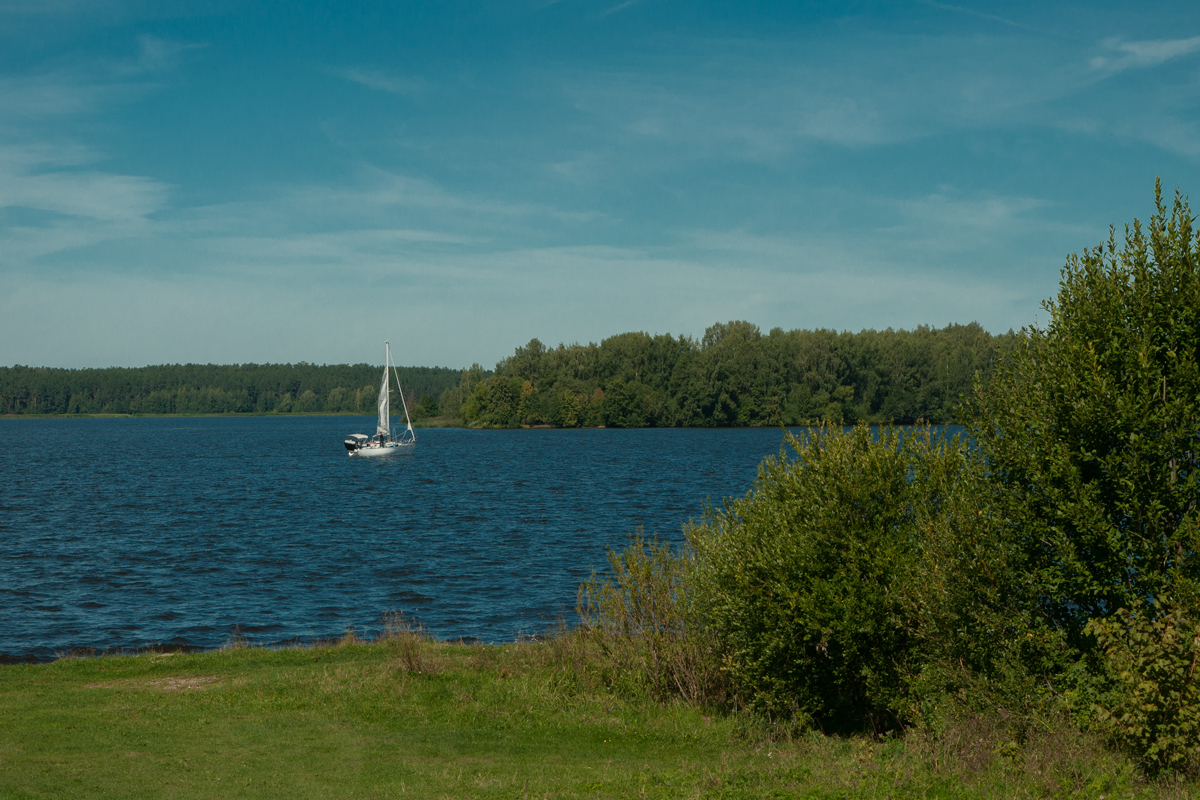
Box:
[1, 417, 808, 661]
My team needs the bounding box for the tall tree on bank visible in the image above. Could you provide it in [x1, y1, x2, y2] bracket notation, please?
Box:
[965, 179, 1200, 641]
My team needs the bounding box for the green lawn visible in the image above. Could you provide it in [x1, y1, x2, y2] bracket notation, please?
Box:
[0, 636, 1182, 799]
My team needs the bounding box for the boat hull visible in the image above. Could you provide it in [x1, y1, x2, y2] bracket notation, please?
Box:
[351, 442, 415, 458]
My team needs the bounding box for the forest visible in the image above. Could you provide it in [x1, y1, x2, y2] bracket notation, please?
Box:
[454, 322, 1015, 427]
[2, 323, 1013, 425]
[0, 363, 462, 416]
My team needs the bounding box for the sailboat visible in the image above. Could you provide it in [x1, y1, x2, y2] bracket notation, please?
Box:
[344, 341, 416, 457]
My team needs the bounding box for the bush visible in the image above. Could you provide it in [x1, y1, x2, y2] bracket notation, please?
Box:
[578, 532, 726, 705]
[686, 424, 969, 733]
[1085, 600, 1200, 776]
[575, 184, 1200, 779]
[902, 455, 1073, 725]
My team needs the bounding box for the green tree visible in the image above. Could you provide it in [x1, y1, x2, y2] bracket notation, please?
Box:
[439, 364, 487, 419]
[413, 393, 440, 419]
[964, 180, 1200, 643]
[296, 389, 319, 413]
[462, 376, 520, 427]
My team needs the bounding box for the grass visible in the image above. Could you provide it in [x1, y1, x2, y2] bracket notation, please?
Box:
[0, 628, 1191, 799]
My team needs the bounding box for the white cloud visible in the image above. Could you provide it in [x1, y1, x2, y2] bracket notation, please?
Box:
[123, 35, 207, 75]
[0, 35, 193, 120]
[0, 142, 98, 169]
[0, 168, 169, 222]
[0, 142, 169, 226]
[331, 68, 431, 97]
[3, 13, 1187, 368]
[314, 168, 603, 223]
[597, 0, 639, 19]
[0, 52, 179, 259]
[0, 230, 1044, 368]
[0, 71, 131, 118]
[1089, 36, 1200, 74]
[557, 33, 1082, 168]
[916, 0, 1039, 32]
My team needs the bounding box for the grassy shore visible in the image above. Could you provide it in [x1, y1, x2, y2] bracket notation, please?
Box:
[0, 632, 1188, 799]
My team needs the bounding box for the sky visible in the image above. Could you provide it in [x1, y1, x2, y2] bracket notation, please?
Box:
[1, 1, 1198, 369]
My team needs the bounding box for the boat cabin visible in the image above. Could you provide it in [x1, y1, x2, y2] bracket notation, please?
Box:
[343, 433, 370, 452]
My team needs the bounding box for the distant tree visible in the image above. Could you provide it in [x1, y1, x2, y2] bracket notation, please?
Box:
[413, 393, 440, 419]
[462, 377, 520, 427]
[296, 389, 319, 413]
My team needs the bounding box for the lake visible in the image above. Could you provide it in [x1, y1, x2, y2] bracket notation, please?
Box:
[2, 416, 840, 662]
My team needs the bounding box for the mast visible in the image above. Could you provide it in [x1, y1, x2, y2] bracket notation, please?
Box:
[376, 341, 390, 438]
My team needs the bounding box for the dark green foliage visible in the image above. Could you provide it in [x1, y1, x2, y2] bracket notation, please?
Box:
[461, 375, 524, 427]
[964, 181, 1200, 642]
[0, 363, 461, 415]
[437, 363, 489, 419]
[686, 425, 969, 733]
[1086, 600, 1200, 776]
[468, 323, 1013, 428]
[412, 393, 440, 419]
[901, 459, 1073, 721]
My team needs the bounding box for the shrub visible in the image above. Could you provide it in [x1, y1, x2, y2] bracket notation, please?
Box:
[901, 455, 1073, 725]
[1085, 600, 1200, 776]
[686, 424, 969, 733]
[578, 532, 726, 705]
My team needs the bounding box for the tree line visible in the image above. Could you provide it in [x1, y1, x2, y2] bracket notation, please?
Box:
[0, 363, 463, 416]
[456, 322, 1016, 428]
[2, 324, 1016, 424]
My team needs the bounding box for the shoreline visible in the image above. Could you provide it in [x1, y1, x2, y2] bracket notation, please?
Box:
[1, 414, 954, 430]
[1, 412, 465, 425]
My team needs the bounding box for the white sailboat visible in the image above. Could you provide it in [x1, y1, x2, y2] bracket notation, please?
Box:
[344, 341, 416, 457]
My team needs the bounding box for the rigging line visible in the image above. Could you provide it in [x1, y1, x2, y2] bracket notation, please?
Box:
[389, 341, 415, 436]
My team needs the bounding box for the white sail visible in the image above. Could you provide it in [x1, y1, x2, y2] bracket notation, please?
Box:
[376, 364, 389, 436]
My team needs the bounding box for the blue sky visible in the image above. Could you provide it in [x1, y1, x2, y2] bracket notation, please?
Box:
[1, 1, 1197, 369]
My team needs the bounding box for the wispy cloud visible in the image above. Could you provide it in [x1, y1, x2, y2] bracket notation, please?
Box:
[553, 22, 1200, 176]
[331, 67, 431, 97]
[0, 71, 140, 118]
[122, 35, 207, 75]
[0, 51, 180, 262]
[0, 36, 193, 120]
[1089, 36, 1200, 75]
[0, 167, 169, 222]
[0, 142, 98, 170]
[1111, 114, 1200, 160]
[597, 0, 640, 19]
[0, 171, 1065, 367]
[0, 0, 114, 16]
[323, 168, 603, 223]
[916, 0, 1040, 33]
